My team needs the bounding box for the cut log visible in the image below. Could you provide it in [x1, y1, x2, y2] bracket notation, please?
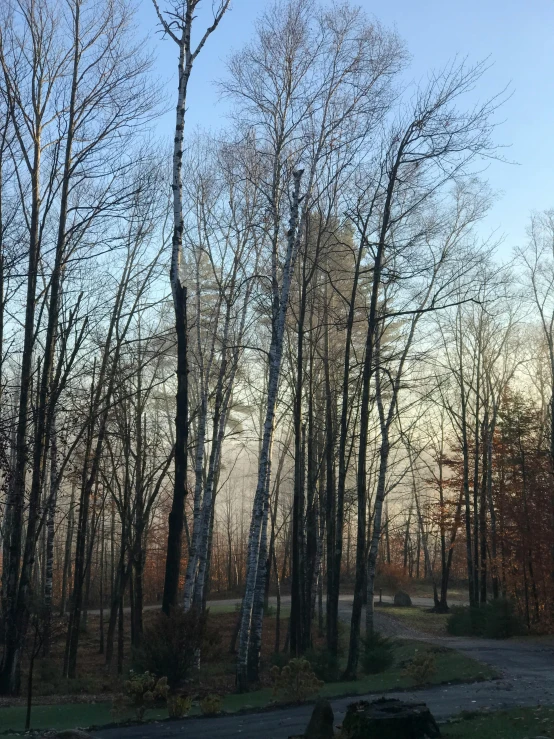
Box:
[341, 698, 440, 738]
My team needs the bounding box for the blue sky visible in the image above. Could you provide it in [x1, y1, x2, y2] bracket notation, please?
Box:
[137, 0, 554, 260]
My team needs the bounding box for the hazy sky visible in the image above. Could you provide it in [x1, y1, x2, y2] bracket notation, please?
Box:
[137, 0, 554, 260]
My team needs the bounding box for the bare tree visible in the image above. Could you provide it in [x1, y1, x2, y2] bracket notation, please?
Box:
[151, 0, 230, 616]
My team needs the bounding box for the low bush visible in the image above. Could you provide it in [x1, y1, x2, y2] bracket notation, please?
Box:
[483, 598, 525, 638]
[305, 647, 341, 682]
[447, 599, 524, 639]
[402, 652, 437, 685]
[270, 658, 324, 703]
[112, 671, 169, 721]
[167, 694, 192, 718]
[133, 607, 221, 687]
[200, 694, 222, 715]
[360, 632, 395, 675]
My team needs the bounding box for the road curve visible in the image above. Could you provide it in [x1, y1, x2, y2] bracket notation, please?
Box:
[92, 601, 554, 739]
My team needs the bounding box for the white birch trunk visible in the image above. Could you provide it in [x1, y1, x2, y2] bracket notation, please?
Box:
[183, 392, 208, 611]
[248, 476, 270, 677]
[236, 169, 304, 690]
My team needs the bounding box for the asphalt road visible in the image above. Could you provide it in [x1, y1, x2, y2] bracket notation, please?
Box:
[92, 598, 554, 739]
[83, 593, 465, 618]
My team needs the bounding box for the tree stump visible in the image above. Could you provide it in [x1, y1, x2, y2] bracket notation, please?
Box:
[341, 698, 440, 738]
[287, 699, 335, 739]
[394, 591, 412, 607]
[289, 699, 335, 739]
[305, 699, 334, 738]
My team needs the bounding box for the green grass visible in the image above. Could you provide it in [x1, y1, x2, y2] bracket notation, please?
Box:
[0, 639, 494, 733]
[442, 706, 554, 738]
[376, 604, 450, 637]
[318, 640, 495, 699]
[0, 702, 125, 733]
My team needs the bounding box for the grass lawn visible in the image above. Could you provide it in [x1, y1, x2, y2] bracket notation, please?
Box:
[442, 706, 554, 738]
[376, 603, 451, 637]
[0, 639, 494, 733]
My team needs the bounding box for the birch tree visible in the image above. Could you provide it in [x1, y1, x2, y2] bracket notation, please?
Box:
[151, 0, 230, 616]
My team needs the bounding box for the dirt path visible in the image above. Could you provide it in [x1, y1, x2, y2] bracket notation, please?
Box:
[93, 605, 554, 739]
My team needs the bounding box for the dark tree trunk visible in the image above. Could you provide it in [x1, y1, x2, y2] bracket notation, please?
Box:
[162, 282, 188, 614]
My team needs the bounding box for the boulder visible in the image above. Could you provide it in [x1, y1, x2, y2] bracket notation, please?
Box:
[394, 591, 412, 607]
[305, 699, 334, 739]
[341, 698, 440, 738]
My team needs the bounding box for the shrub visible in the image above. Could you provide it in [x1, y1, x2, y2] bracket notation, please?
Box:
[360, 632, 395, 675]
[483, 598, 525, 638]
[305, 647, 340, 682]
[112, 671, 169, 721]
[446, 599, 524, 639]
[200, 694, 222, 715]
[446, 606, 485, 636]
[402, 652, 437, 686]
[270, 658, 324, 703]
[133, 607, 220, 687]
[167, 694, 192, 718]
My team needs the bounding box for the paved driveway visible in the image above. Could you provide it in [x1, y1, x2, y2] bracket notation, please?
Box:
[93, 599, 554, 739]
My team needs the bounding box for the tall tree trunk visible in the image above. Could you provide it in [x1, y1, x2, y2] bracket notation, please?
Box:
[43, 416, 59, 657]
[161, 21, 191, 617]
[323, 290, 337, 658]
[237, 170, 304, 691]
[291, 276, 307, 656]
[60, 486, 76, 616]
[0, 98, 42, 698]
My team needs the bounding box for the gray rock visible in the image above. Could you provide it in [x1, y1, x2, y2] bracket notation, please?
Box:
[47, 731, 94, 739]
[394, 591, 412, 607]
[305, 699, 334, 739]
